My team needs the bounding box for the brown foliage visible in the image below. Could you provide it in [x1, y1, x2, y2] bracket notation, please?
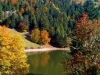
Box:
[75, 14, 98, 42]
[1, 0, 18, 5]
[63, 14, 100, 74]
[18, 21, 29, 32]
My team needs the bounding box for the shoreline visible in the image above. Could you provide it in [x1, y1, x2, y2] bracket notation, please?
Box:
[25, 47, 70, 52]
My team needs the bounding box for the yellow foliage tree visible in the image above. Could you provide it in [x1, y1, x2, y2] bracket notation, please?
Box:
[30, 28, 40, 43]
[20, 8, 24, 15]
[0, 26, 29, 75]
[45, 7, 48, 12]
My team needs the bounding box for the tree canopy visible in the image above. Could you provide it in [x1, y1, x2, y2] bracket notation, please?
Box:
[0, 26, 29, 75]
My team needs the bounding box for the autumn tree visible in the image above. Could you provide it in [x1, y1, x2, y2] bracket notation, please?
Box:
[63, 14, 100, 75]
[40, 30, 51, 44]
[30, 29, 50, 45]
[30, 28, 40, 43]
[74, 14, 95, 42]
[0, 26, 29, 75]
[18, 21, 29, 32]
[20, 8, 24, 15]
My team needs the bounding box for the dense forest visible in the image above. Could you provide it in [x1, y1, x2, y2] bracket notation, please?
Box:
[1, 0, 100, 75]
[0, 0, 100, 47]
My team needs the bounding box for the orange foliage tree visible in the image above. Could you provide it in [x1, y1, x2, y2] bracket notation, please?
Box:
[63, 14, 100, 75]
[74, 14, 97, 42]
[0, 26, 29, 75]
[40, 30, 51, 44]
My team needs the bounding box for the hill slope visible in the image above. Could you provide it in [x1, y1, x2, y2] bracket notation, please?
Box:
[9, 29, 40, 49]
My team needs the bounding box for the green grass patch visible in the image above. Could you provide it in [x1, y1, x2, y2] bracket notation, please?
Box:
[10, 29, 40, 49]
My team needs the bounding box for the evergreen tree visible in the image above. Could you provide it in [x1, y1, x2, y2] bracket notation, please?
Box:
[14, 1, 19, 10]
[5, 17, 11, 27]
[23, 15, 29, 26]
[10, 14, 16, 28]
[16, 12, 22, 24]
[2, 0, 7, 11]
[83, 0, 100, 19]
[40, 13, 50, 30]
[0, 4, 2, 21]
[8, 0, 12, 10]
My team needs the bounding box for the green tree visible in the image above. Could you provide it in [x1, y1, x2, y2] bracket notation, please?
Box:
[53, 33, 67, 47]
[29, 12, 37, 30]
[5, 17, 11, 27]
[0, 4, 2, 21]
[83, 0, 100, 19]
[23, 15, 29, 26]
[10, 14, 16, 28]
[14, 1, 19, 10]
[16, 12, 22, 25]
[40, 14, 50, 30]
[8, 0, 12, 10]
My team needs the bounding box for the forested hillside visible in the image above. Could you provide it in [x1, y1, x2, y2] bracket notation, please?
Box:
[0, 0, 100, 47]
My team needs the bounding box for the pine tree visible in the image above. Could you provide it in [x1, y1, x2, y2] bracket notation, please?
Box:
[29, 11, 37, 30]
[8, 0, 12, 10]
[0, 4, 2, 21]
[83, 0, 100, 19]
[23, 15, 29, 26]
[10, 14, 16, 28]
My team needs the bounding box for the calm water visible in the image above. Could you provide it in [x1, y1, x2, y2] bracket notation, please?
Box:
[27, 50, 69, 75]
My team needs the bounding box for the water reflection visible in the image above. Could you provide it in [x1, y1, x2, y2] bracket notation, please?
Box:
[40, 52, 50, 67]
[28, 52, 50, 68]
[27, 50, 67, 75]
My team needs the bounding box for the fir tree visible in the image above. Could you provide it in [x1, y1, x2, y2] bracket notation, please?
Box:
[83, 0, 100, 19]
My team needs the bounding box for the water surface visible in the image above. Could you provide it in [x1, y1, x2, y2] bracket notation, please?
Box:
[27, 50, 69, 75]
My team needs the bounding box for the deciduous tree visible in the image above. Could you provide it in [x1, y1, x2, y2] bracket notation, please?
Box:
[40, 30, 51, 44]
[63, 14, 100, 75]
[0, 26, 29, 75]
[30, 28, 40, 43]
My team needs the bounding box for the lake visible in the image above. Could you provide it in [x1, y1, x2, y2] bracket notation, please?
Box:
[27, 50, 69, 75]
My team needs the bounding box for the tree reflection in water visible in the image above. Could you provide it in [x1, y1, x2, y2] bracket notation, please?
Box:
[27, 51, 67, 75]
[28, 52, 50, 68]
